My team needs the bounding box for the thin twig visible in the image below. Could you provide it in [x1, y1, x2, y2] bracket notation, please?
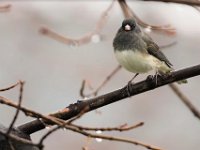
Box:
[7, 81, 25, 134]
[38, 121, 158, 150]
[80, 80, 87, 98]
[0, 81, 20, 92]
[67, 106, 89, 124]
[0, 95, 67, 130]
[73, 122, 144, 132]
[39, 0, 115, 46]
[159, 41, 177, 49]
[80, 65, 122, 98]
[169, 83, 200, 119]
[77, 130, 162, 150]
[37, 112, 145, 149]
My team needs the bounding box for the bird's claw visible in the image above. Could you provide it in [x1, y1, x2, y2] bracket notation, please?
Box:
[126, 81, 133, 97]
[146, 74, 161, 86]
[146, 75, 154, 81]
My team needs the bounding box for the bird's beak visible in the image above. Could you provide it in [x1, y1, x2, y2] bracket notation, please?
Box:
[125, 25, 131, 31]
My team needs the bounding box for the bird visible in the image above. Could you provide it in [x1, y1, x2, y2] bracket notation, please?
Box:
[113, 18, 174, 87]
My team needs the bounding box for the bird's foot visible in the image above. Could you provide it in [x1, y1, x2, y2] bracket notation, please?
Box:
[126, 80, 133, 97]
[126, 73, 139, 97]
[146, 74, 162, 86]
[146, 75, 154, 81]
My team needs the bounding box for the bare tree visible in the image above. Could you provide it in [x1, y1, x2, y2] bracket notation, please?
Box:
[0, 0, 200, 150]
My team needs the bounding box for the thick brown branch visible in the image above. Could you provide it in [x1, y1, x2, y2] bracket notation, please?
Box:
[17, 64, 200, 135]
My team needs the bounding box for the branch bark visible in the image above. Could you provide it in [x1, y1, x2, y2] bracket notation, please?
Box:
[142, 0, 200, 6]
[18, 64, 200, 135]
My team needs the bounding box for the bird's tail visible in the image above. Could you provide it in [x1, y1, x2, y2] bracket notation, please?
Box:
[158, 66, 188, 84]
[177, 79, 188, 84]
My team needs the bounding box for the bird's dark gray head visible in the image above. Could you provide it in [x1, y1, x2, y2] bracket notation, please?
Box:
[122, 19, 137, 32]
[113, 18, 143, 51]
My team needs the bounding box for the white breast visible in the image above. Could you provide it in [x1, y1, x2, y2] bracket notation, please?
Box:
[114, 50, 157, 73]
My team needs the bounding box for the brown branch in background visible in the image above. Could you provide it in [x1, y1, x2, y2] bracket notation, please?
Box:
[142, 0, 200, 6]
[118, 0, 176, 35]
[73, 122, 144, 132]
[80, 65, 122, 98]
[0, 4, 11, 12]
[0, 81, 21, 92]
[159, 41, 177, 49]
[169, 83, 200, 119]
[38, 106, 151, 150]
[77, 131, 162, 150]
[34, 102, 147, 149]
[0, 96, 66, 127]
[80, 80, 87, 98]
[38, 107, 91, 148]
[38, 121, 158, 150]
[39, 0, 115, 46]
[7, 81, 25, 134]
[39, 125, 159, 150]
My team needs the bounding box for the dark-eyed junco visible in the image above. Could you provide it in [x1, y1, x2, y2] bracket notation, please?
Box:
[113, 18, 173, 84]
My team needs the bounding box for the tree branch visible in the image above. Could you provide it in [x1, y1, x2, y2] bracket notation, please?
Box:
[7, 81, 24, 134]
[0, 4, 11, 12]
[169, 83, 200, 119]
[142, 0, 200, 6]
[118, 0, 176, 35]
[39, 0, 115, 46]
[17, 64, 200, 135]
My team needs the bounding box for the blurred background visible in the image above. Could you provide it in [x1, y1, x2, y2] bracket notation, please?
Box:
[0, 1, 200, 150]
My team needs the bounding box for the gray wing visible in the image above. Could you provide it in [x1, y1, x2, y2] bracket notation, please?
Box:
[142, 33, 173, 67]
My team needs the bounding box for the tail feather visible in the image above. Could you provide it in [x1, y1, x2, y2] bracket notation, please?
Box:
[177, 79, 188, 84]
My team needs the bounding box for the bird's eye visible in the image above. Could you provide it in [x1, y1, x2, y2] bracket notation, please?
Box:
[124, 24, 131, 31]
